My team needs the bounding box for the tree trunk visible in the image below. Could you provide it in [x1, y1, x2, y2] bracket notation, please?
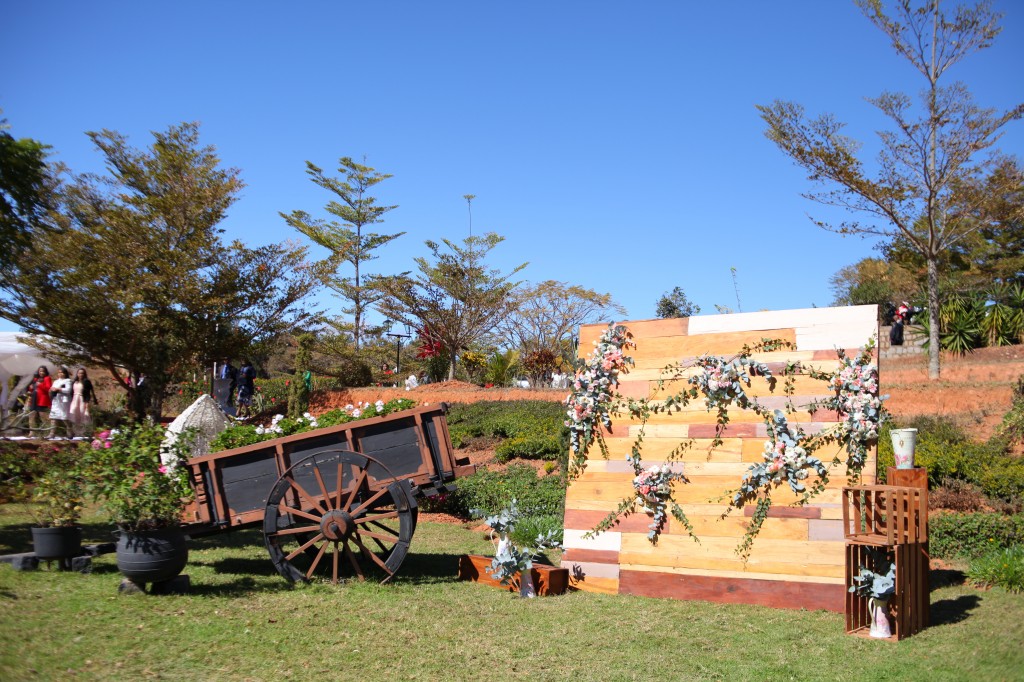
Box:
[447, 355, 456, 381]
[926, 256, 941, 380]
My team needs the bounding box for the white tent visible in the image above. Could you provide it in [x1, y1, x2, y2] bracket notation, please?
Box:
[0, 332, 56, 417]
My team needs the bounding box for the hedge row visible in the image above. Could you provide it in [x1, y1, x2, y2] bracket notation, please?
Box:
[446, 400, 567, 462]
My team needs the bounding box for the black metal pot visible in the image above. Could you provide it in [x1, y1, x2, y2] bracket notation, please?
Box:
[115, 527, 188, 584]
[31, 526, 83, 560]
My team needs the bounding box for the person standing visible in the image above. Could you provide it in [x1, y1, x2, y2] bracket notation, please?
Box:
[220, 358, 238, 406]
[236, 359, 256, 418]
[69, 368, 99, 437]
[48, 367, 74, 439]
[28, 366, 52, 436]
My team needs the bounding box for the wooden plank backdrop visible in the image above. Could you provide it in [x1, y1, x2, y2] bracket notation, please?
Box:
[561, 305, 878, 611]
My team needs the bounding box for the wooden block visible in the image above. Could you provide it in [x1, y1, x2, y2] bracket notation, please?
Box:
[886, 467, 928, 490]
[457, 555, 569, 596]
[569, 574, 620, 595]
[619, 569, 845, 612]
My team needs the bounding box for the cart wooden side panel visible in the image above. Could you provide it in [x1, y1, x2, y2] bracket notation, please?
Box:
[181, 403, 471, 532]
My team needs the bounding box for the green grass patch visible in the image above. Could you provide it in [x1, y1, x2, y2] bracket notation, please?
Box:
[1, 503, 1024, 680]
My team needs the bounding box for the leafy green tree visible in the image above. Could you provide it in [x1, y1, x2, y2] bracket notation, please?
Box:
[759, 0, 1023, 379]
[0, 114, 54, 269]
[655, 286, 700, 318]
[281, 157, 404, 350]
[0, 122, 316, 419]
[502, 280, 625, 358]
[829, 257, 919, 315]
[376, 232, 526, 380]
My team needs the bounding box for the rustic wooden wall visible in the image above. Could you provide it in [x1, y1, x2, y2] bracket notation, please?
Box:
[561, 305, 878, 611]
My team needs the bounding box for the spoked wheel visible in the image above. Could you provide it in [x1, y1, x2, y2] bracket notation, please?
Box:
[263, 449, 416, 585]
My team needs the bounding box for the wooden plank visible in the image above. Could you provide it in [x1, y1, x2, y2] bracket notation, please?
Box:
[619, 569, 846, 611]
[620, 534, 845, 566]
[560, 548, 620, 564]
[568, 574, 620, 595]
[622, 563, 844, 585]
[627, 330, 799, 369]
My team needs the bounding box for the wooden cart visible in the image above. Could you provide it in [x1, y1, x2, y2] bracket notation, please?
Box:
[180, 403, 474, 585]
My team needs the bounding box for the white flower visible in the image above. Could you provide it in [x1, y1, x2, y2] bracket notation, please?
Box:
[255, 426, 265, 435]
[352, 408, 362, 417]
[345, 404, 354, 410]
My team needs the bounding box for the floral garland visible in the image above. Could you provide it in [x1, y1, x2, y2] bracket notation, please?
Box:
[580, 336, 884, 555]
[564, 323, 635, 480]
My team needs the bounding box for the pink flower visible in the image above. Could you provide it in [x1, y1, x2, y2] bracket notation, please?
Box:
[91, 440, 102, 450]
[103, 441, 112, 449]
[158, 465, 169, 474]
[98, 430, 111, 440]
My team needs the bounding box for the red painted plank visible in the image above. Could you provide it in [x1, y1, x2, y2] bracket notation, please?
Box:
[619, 569, 844, 612]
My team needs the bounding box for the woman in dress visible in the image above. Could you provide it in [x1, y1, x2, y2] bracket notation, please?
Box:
[28, 366, 53, 436]
[48, 366, 74, 439]
[69, 368, 99, 437]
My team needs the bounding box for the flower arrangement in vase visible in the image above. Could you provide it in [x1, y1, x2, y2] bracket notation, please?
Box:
[849, 547, 896, 638]
[480, 500, 561, 598]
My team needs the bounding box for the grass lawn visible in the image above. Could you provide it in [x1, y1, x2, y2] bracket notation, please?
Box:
[1, 505, 1022, 681]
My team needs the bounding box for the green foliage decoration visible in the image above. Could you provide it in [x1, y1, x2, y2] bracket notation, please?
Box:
[573, 327, 884, 558]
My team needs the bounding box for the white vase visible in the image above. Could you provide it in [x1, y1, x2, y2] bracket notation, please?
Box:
[519, 569, 536, 598]
[868, 597, 892, 638]
[890, 428, 918, 469]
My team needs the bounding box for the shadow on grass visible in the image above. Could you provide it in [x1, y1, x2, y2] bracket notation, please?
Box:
[930, 594, 981, 626]
[398, 551, 469, 584]
[931, 566, 967, 590]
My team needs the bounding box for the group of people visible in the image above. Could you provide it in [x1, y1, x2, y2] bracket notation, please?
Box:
[22, 365, 99, 438]
[217, 358, 256, 417]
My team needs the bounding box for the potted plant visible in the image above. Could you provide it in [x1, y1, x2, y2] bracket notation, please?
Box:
[83, 423, 195, 591]
[29, 456, 85, 566]
[850, 548, 896, 638]
[480, 500, 562, 598]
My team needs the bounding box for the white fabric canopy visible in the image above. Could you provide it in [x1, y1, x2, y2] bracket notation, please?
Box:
[0, 332, 56, 416]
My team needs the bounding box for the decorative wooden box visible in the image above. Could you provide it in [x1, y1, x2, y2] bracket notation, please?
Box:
[845, 542, 929, 641]
[842, 485, 928, 546]
[458, 554, 569, 596]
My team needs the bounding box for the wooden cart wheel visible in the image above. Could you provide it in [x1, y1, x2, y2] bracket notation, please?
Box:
[263, 449, 416, 585]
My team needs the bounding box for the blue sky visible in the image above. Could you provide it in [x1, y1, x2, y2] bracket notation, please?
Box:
[2, 1, 1022, 333]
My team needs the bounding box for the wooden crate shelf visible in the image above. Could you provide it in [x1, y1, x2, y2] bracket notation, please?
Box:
[842, 485, 928, 546]
[845, 543, 929, 641]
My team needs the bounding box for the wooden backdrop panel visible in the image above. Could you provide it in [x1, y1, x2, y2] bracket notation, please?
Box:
[562, 305, 878, 611]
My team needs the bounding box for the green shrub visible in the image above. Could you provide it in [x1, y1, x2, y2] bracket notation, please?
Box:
[447, 400, 567, 460]
[0, 441, 77, 503]
[966, 546, 1024, 593]
[446, 463, 565, 520]
[930, 512, 1024, 559]
[495, 434, 562, 462]
[877, 418, 1024, 502]
[508, 513, 564, 548]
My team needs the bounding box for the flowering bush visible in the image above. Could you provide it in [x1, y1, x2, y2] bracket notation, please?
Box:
[565, 323, 635, 479]
[208, 399, 417, 452]
[82, 422, 194, 531]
